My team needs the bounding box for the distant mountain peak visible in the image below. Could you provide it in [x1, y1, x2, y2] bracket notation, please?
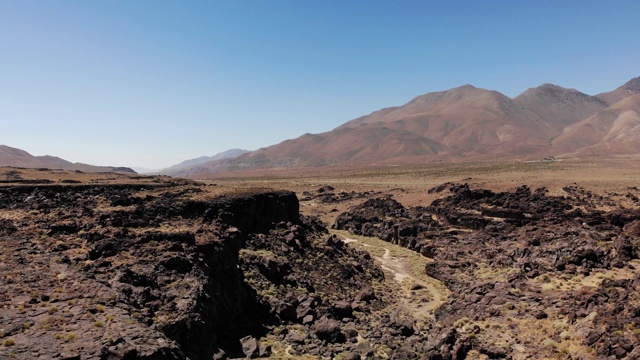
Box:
[520, 83, 574, 95]
[621, 76, 640, 92]
[0, 145, 135, 173]
[404, 83, 496, 108]
[513, 83, 608, 130]
[519, 83, 605, 103]
[155, 148, 249, 176]
[596, 76, 640, 105]
[453, 84, 477, 90]
[445, 84, 487, 95]
[538, 83, 576, 93]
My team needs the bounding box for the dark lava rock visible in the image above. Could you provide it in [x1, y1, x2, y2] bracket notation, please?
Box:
[0, 182, 323, 360]
[356, 285, 376, 302]
[534, 310, 548, 319]
[341, 322, 358, 339]
[334, 182, 640, 359]
[344, 353, 361, 360]
[0, 219, 17, 235]
[333, 300, 354, 319]
[314, 318, 345, 343]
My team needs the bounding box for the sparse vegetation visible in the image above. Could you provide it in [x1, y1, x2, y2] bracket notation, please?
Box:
[2, 338, 15, 347]
[453, 317, 470, 328]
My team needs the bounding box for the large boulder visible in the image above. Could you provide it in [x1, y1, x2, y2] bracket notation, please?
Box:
[314, 318, 345, 343]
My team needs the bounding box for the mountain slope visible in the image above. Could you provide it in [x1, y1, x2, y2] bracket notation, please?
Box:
[596, 77, 640, 105]
[514, 83, 608, 131]
[235, 126, 445, 169]
[353, 85, 557, 150]
[0, 145, 135, 173]
[226, 85, 559, 171]
[552, 94, 640, 155]
[156, 149, 249, 176]
[167, 77, 640, 177]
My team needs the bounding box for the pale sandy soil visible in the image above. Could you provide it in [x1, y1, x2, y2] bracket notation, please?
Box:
[334, 230, 449, 323]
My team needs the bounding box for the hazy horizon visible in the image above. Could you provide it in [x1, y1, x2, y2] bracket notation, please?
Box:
[2, 1, 639, 169]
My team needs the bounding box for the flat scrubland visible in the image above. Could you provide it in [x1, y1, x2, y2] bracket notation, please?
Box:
[201, 157, 640, 223]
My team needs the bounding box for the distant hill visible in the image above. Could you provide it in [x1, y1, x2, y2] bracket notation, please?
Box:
[0, 145, 136, 173]
[156, 149, 249, 176]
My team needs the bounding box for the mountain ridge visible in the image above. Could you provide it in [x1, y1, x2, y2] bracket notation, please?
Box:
[153, 149, 249, 176]
[0, 145, 136, 173]
[513, 83, 609, 131]
[167, 76, 640, 178]
[596, 77, 640, 105]
[216, 85, 560, 173]
[16, 78, 640, 178]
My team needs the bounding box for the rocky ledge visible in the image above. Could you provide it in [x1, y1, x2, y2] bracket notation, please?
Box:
[0, 177, 423, 359]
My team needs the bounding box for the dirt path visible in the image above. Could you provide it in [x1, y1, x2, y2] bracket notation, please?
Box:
[376, 248, 446, 315]
[332, 230, 450, 322]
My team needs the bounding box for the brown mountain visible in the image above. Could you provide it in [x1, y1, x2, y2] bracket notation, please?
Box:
[151, 149, 249, 176]
[0, 145, 136, 173]
[514, 83, 608, 131]
[236, 127, 445, 169]
[552, 94, 640, 156]
[171, 77, 640, 177]
[596, 77, 640, 105]
[228, 85, 558, 170]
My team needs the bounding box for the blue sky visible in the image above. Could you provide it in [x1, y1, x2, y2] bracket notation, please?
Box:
[2, 1, 639, 169]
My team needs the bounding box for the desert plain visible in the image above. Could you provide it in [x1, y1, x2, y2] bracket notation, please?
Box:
[1, 157, 640, 359]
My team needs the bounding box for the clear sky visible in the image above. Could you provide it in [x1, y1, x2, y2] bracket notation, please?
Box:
[2, 1, 639, 169]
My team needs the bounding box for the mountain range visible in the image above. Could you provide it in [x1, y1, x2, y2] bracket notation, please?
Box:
[0, 145, 135, 173]
[4, 77, 639, 176]
[149, 149, 249, 176]
[167, 76, 640, 177]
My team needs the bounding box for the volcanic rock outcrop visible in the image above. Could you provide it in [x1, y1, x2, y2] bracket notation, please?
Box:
[334, 184, 640, 358]
[0, 171, 424, 359]
[0, 182, 300, 359]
